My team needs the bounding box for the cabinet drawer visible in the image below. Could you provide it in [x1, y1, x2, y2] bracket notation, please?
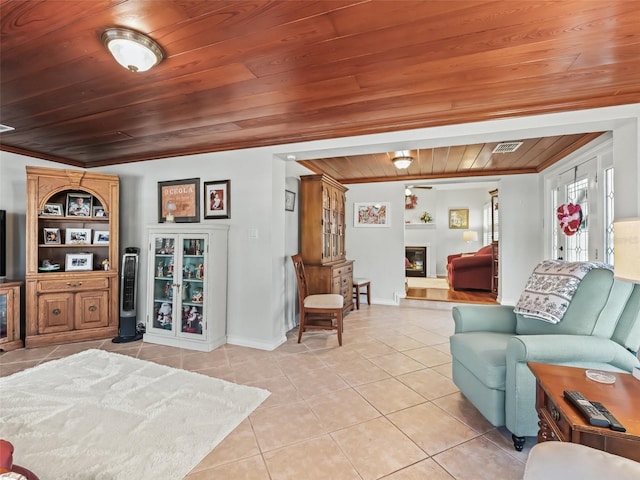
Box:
[38, 277, 109, 292]
[545, 396, 571, 441]
[332, 263, 353, 277]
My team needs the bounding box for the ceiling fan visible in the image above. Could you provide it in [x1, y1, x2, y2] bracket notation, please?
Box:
[405, 185, 432, 196]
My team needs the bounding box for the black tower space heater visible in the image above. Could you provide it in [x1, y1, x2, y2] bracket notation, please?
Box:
[113, 247, 142, 343]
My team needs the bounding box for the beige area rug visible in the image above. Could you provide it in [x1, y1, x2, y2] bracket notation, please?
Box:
[0, 349, 270, 480]
[406, 277, 450, 289]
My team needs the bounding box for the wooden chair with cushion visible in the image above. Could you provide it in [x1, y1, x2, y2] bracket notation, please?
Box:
[291, 254, 344, 346]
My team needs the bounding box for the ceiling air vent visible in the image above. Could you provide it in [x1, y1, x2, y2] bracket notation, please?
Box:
[492, 141, 522, 153]
[0, 124, 15, 133]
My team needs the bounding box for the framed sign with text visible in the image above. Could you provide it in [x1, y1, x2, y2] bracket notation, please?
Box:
[158, 178, 200, 223]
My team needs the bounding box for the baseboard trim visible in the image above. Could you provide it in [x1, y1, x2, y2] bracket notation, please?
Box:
[226, 334, 287, 351]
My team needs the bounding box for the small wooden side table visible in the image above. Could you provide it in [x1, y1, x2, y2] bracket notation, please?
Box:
[529, 362, 640, 462]
[0, 279, 24, 352]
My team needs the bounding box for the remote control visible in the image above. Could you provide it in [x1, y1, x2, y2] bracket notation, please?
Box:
[563, 390, 610, 427]
[590, 401, 627, 432]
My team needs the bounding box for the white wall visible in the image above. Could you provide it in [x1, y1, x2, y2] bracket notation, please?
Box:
[403, 185, 496, 277]
[101, 149, 287, 350]
[498, 174, 543, 304]
[345, 183, 406, 304]
[2, 103, 639, 349]
[434, 188, 490, 276]
[284, 161, 316, 330]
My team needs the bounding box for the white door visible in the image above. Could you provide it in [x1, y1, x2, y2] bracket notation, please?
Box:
[552, 158, 600, 261]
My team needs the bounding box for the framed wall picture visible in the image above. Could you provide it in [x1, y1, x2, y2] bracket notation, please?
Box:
[158, 178, 200, 223]
[92, 205, 108, 218]
[66, 193, 92, 217]
[93, 230, 110, 245]
[204, 180, 230, 219]
[65, 228, 91, 245]
[354, 202, 390, 227]
[42, 203, 64, 216]
[449, 208, 469, 229]
[285, 190, 296, 211]
[43, 227, 61, 244]
[65, 253, 93, 271]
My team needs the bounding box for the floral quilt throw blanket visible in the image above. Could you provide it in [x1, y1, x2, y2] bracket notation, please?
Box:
[514, 260, 613, 324]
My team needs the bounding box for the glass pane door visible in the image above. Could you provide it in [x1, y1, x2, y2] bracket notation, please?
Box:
[178, 236, 206, 337]
[0, 292, 7, 342]
[151, 235, 177, 333]
[553, 158, 598, 261]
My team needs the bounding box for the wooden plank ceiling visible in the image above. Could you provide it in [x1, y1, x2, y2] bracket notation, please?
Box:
[0, 1, 637, 184]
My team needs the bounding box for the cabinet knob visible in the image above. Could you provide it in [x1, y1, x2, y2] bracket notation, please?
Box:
[88, 305, 97, 312]
[551, 406, 560, 422]
[52, 308, 61, 315]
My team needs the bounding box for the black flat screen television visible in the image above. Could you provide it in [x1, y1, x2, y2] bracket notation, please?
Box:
[0, 210, 6, 278]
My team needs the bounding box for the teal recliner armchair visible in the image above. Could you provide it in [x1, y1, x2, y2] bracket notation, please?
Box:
[450, 267, 640, 451]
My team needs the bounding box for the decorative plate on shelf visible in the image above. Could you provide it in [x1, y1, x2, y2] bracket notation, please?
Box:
[39, 264, 60, 271]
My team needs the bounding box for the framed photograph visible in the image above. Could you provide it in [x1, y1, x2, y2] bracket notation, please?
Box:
[42, 203, 64, 216]
[285, 190, 296, 211]
[66, 193, 92, 217]
[354, 202, 390, 227]
[65, 253, 93, 271]
[93, 230, 110, 245]
[92, 205, 108, 218]
[204, 179, 230, 219]
[449, 208, 469, 229]
[158, 178, 200, 223]
[65, 228, 91, 245]
[43, 227, 61, 244]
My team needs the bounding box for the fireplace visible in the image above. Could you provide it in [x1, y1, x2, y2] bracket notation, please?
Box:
[405, 246, 427, 277]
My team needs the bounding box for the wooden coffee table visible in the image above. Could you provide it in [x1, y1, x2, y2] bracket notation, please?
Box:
[528, 362, 640, 462]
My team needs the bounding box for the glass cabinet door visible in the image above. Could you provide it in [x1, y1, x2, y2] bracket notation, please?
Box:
[0, 292, 7, 343]
[177, 235, 206, 338]
[150, 235, 178, 333]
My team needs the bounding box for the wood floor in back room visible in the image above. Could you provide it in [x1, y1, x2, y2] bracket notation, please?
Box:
[405, 277, 497, 305]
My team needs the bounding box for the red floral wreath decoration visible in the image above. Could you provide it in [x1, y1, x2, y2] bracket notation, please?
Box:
[405, 194, 418, 209]
[557, 203, 582, 236]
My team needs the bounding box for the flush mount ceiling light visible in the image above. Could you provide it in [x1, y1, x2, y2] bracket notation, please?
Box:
[392, 150, 413, 169]
[102, 28, 164, 72]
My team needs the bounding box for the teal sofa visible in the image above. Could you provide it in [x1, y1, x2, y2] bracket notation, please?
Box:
[449, 268, 640, 451]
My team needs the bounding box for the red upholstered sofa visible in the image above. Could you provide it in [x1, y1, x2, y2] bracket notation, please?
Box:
[0, 440, 39, 480]
[446, 244, 493, 291]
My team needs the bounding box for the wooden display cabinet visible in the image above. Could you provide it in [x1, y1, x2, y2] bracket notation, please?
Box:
[25, 166, 119, 348]
[0, 280, 23, 351]
[300, 174, 353, 314]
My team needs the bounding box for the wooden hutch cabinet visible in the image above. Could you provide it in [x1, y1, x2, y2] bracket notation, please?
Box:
[300, 174, 354, 314]
[25, 166, 120, 348]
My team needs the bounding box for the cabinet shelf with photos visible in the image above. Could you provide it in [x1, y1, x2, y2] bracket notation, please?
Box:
[25, 166, 120, 348]
[37, 192, 112, 272]
[144, 225, 229, 352]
